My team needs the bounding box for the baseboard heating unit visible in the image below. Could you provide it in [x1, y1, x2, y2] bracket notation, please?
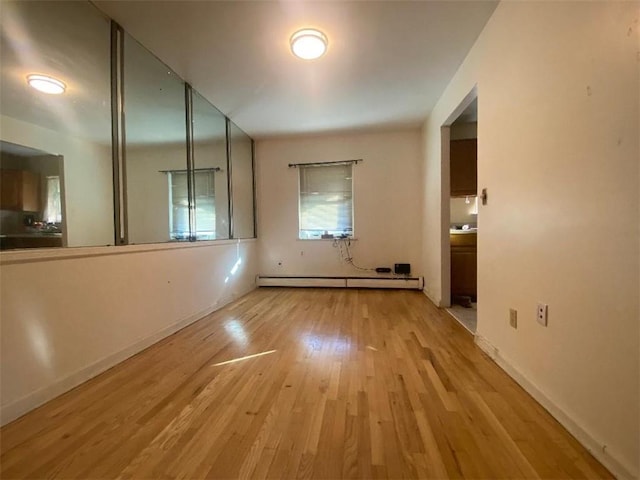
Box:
[257, 275, 424, 290]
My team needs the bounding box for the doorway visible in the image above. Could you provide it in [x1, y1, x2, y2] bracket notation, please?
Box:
[441, 91, 478, 333]
[0, 141, 66, 250]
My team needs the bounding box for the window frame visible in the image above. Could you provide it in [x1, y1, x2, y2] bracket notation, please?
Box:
[168, 169, 217, 241]
[297, 162, 355, 240]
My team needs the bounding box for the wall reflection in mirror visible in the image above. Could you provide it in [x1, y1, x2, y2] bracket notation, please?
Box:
[0, 1, 255, 251]
[230, 122, 255, 239]
[124, 33, 187, 245]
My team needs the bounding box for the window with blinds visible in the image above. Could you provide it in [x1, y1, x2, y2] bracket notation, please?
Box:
[169, 171, 216, 240]
[298, 163, 353, 239]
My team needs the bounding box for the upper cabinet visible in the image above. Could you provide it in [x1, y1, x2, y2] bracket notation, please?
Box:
[0, 169, 40, 212]
[450, 139, 477, 197]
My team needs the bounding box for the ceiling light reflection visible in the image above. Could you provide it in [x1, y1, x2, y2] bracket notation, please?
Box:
[224, 319, 248, 346]
[302, 334, 351, 354]
[27, 74, 66, 94]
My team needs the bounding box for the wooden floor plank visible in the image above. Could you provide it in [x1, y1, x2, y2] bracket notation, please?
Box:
[0, 288, 612, 479]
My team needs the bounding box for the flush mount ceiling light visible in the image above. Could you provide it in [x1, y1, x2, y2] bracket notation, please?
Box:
[26, 74, 66, 94]
[290, 28, 328, 60]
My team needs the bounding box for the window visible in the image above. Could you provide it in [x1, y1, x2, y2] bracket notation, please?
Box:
[298, 163, 353, 239]
[169, 171, 216, 240]
[43, 176, 62, 224]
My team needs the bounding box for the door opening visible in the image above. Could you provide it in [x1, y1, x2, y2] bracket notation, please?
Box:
[442, 91, 478, 334]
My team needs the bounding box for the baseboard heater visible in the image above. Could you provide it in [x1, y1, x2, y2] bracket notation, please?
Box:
[257, 275, 424, 290]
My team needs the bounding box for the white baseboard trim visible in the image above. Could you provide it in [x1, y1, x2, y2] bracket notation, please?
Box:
[0, 285, 256, 426]
[422, 287, 440, 305]
[474, 334, 636, 480]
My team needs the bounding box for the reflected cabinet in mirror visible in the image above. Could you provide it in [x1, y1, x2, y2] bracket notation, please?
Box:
[0, 1, 114, 250]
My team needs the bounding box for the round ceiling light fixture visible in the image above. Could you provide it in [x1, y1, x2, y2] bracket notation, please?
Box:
[290, 28, 328, 60]
[26, 74, 66, 94]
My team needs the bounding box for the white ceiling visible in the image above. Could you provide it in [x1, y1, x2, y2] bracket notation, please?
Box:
[93, 0, 498, 139]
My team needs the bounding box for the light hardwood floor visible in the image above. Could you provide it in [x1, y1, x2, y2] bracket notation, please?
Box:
[1, 288, 611, 479]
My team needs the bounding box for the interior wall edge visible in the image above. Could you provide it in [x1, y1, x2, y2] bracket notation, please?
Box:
[421, 286, 445, 308]
[0, 283, 257, 427]
[474, 334, 636, 480]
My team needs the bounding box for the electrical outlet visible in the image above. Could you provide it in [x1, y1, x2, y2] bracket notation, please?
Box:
[537, 303, 548, 326]
[509, 308, 517, 329]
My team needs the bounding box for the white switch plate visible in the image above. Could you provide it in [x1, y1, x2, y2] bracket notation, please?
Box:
[537, 303, 548, 326]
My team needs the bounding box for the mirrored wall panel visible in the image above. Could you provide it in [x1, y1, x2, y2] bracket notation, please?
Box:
[1, 1, 256, 250]
[123, 33, 187, 244]
[0, 1, 114, 249]
[192, 92, 230, 240]
[229, 122, 255, 239]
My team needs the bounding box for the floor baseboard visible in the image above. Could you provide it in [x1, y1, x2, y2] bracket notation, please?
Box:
[0, 285, 256, 426]
[474, 334, 636, 480]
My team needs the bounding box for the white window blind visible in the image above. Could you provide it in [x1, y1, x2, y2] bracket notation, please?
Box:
[298, 163, 353, 239]
[169, 171, 215, 240]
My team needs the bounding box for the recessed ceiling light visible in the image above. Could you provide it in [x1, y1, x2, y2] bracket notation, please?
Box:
[290, 29, 328, 60]
[27, 74, 66, 94]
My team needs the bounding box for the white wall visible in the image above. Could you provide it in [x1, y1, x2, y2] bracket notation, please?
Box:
[257, 130, 423, 277]
[0, 239, 258, 424]
[421, 2, 639, 477]
[0, 115, 114, 247]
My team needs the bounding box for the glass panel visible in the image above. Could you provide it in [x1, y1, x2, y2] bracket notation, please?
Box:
[298, 164, 353, 239]
[123, 33, 187, 244]
[0, 1, 114, 248]
[229, 122, 255, 239]
[192, 92, 229, 240]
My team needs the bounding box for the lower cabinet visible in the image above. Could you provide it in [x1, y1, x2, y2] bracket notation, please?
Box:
[0, 236, 62, 250]
[451, 233, 477, 299]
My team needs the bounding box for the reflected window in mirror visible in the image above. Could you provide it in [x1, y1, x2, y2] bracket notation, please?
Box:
[192, 92, 229, 240]
[168, 170, 216, 241]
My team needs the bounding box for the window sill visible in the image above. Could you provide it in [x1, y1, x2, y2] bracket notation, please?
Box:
[0, 237, 256, 265]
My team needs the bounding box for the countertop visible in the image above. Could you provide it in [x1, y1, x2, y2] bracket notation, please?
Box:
[450, 228, 477, 235]
[0, 233, 62, 238]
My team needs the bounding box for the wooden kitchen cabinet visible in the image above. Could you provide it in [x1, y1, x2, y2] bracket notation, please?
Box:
[0, 235, 62, 250]
[0, 169, 40, 212]
[451, 233, 477, 299]
[450, 139, 477, 196]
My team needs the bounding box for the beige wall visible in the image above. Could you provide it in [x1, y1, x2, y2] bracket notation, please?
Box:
[0, 240, 258, 424]
[422, 1, 639, 477]
[256, 129, 423, 277]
